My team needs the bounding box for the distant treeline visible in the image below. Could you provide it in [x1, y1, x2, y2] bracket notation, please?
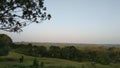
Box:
[11, 43, 120, 65]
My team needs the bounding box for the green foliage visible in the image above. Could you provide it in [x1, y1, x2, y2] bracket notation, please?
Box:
[0, 34, 13, 44]
[40, 61, 44, 68]
[48, 46, 61, 58]
[95, 53, 110, 65]
[81, 64, 85, 68]
[108, 47, 120, 63]
[0, 57, 16, 62]
[66, 66, 76, 68]
[15, 43, 47, 57]
[1, 51, 120, 68]
[0, 0, 51, 32]
[38, 46, 47, 57]
[8, 65, 27, 68]
[61, 46, 80, 60]
[32, 58, 39, 68]
[0, 39, 9, 56]
[0, 34, 12, 56]
[13, 43, 120, 65]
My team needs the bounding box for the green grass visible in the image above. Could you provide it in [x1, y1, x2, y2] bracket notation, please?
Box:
[0, 51, 120, 68]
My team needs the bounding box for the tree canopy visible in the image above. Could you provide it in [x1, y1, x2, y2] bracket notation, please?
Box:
[0, 34, 13, 44]
[0, 0, 51, 32]
[0, 34, 12, 56]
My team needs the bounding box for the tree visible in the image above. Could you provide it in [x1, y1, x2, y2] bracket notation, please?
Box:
[0, 34, 12, 44]
[38, 46, 47, 57]
[0, 34, 12, 56]
[108, 47, 120, 63]
[48, 46, 61, 58]
[61, 46, 78, 60]
[0, 39, 9, 56]
[0, 0, 51, 32]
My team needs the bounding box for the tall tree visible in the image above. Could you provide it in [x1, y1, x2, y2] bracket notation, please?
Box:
[0, 0, 51, 32]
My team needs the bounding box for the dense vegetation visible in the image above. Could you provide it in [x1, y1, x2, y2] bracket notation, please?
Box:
[12, 43, 120, 65]
[1, 37, 120, 68]
[1, 34, 120, 68]
[2, 52, 120, 68]
[0, 34, 12, 56]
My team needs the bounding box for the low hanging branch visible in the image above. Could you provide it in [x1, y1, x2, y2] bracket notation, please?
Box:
[0, 0, 51, 32]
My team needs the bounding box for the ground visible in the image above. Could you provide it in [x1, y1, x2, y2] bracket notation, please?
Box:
[0, 51, 120, 68]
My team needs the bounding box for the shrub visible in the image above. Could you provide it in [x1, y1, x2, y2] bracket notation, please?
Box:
[0, 34, 12, 56]
[0, 39, 10, 56]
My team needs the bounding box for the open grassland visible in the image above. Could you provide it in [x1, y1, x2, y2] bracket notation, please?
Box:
[0, 51, 120, 68]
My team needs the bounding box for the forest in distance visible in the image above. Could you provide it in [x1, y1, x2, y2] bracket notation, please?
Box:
[1, 34, 120, 68]
[15, 42, 120, 47]
[10, 42, 120, 67]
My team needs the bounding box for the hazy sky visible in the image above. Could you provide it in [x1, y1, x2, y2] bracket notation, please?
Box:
[1, 0, 120, 44]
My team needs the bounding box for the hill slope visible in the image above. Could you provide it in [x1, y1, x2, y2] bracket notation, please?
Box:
[0, 52, 120, 68]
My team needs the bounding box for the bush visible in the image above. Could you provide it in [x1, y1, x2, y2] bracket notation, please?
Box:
[0, 39, 10, 56]
[40, 61, 44, 68]
[0, 34, 12, 56]
[31, 58, 39, 68]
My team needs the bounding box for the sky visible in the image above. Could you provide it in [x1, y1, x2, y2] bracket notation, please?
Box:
[1, 0, 120, 44]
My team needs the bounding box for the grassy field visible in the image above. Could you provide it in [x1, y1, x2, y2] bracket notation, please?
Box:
[0, 51, 120, 68]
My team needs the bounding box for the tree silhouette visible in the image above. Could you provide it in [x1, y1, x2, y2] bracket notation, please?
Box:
[0, 0, 51, 32]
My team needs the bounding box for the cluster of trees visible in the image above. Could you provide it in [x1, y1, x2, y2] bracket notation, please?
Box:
[13, 43, 120, 65]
